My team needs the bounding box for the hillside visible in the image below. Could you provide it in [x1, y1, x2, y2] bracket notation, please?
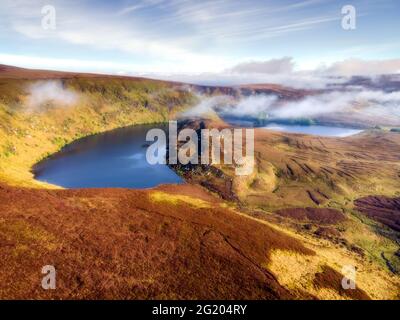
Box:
[0, 183, 311, 299]
[169, 119, 400, 281]
[0, 65, 399, 300]
[0, 65, 196, 186]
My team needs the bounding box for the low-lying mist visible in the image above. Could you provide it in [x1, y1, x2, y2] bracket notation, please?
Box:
[26, 81, 79, 110]
[183, 87, 400, 126]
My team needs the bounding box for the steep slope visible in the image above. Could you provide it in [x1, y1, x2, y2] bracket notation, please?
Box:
[173, 119, 400, 278]
[355, 196, 400, 232]
[0, 65, 399, 300]
[0, 183, 312, 299]
[1, 182, 398, 299]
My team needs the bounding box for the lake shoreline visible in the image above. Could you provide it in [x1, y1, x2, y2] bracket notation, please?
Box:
[33, 122, 183, 189]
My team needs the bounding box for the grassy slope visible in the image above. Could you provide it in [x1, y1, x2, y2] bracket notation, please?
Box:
[2, 182, 399, 299]
[174, 119, 400, 277]
[0, 183, 317, 299]
[242, 129, 400, 273]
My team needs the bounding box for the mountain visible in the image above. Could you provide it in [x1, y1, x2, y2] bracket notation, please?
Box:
[0, 65, 398, 300]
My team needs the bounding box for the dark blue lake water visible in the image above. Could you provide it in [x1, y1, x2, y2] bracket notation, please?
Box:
[33, 124, 183, 189]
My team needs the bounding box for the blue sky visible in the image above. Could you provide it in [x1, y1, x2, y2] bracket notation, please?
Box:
[0, 0, 399, 81]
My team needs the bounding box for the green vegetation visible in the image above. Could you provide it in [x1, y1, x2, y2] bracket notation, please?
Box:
[1, 141, 17, 158]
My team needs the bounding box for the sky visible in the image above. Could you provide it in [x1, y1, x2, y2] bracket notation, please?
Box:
[0, 0, 399, 85]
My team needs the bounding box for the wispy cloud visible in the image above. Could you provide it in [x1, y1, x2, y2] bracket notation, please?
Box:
[0, 0, 399, 76]
[0, 0, 351, 73]
[321, 58, 400, 76]
[229, 57, 295, 74]
[146, 56, 400, 88]
[116, 0, 166, 16]
[1, 0, 227, 72]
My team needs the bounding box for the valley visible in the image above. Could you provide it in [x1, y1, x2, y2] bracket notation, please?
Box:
[0, 65, 399, 300]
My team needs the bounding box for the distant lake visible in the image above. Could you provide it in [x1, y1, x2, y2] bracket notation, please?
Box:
[224, 118, 363, 137]
[33, 124, 183, 188]
[262, 124, 363, 137]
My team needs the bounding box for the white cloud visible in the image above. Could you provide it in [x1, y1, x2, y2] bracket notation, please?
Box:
[147, 56, 400, 89]
[184, 88, 400, 126]
[3, 53, 400, 91]
[270, 89, 400, 120]
[229, 57, 295, 74]
[146, 62, 344, 89]
[181, 95, 233, 118]
[225, 95, 278, 117]
[26, 81, 78, 109]
[0, 0, 345, 74]
[0, 53, 142, 74]
[0, 0, 230, 73]
[320, 58, 400, 76]
[0, 1, 399, 83]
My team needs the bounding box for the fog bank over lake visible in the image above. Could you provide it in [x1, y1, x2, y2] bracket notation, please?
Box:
[262, 124, 363, 137]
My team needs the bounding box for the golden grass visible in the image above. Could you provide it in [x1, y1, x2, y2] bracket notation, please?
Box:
[208, 203, 399, 299]
[0, 219, 57, 252]
[150, 191, 211, 209]
[268, 245, 399, 300]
